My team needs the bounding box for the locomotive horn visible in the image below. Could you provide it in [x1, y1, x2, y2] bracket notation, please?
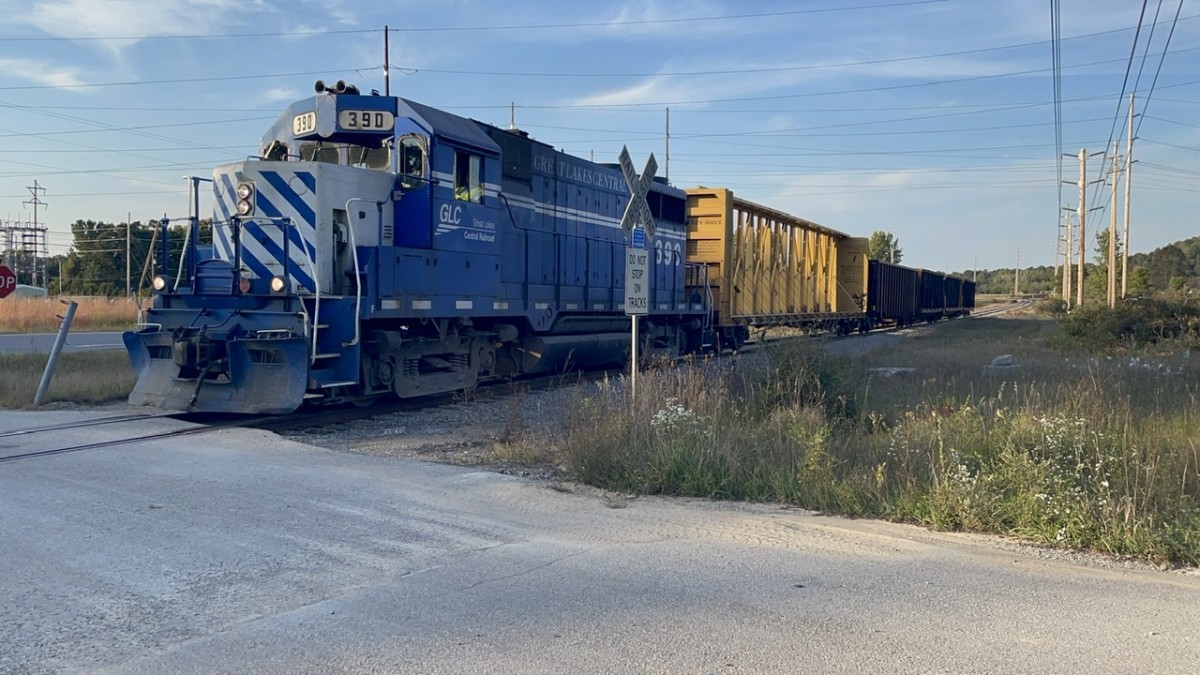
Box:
[314, 80, 327, 93]
[334, 80, 347, 93]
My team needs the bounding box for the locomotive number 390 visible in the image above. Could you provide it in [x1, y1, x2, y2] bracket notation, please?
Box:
[338, 110, 396, 131]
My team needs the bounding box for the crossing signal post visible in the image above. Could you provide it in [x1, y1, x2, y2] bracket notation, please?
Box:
[619, 146, 657, 398]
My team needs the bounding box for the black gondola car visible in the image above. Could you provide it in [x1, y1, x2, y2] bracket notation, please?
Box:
[867, 260, 918, 328]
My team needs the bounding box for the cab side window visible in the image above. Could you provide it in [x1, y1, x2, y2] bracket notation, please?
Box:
[454, 150, 482, 203]
[397, 135, 426, 190]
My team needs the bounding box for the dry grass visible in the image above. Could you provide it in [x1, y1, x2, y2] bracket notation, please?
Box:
[558, 318, 1200, 565]
[0, 296, 139, 333]
[0, 351, 135, 409]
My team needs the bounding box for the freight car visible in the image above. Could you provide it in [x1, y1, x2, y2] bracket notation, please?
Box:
[684, 187, 871, 344]
[123, 81, 713, 413]
[867, 261, 975, 328]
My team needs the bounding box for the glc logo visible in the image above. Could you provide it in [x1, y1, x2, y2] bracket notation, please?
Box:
[439, 203, 462, 225]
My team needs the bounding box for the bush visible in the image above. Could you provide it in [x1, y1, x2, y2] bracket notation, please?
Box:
[1061, 298, 1200, 350]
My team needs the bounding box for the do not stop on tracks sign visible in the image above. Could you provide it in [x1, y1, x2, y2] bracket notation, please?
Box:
[0, 264, 16, 299]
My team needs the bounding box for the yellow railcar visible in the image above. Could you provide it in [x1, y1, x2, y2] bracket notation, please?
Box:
[685, 187, 869, 347]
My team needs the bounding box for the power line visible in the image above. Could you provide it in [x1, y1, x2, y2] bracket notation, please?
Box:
[391, 16, 1200, 79]
[1134, 0, 1185, 139]
[0, 1, 953, 43]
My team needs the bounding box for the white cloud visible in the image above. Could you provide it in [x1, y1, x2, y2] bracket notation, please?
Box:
[0, 57, 87, 90]
[24, 0, 256, 46]
[262, 87, 300, 103]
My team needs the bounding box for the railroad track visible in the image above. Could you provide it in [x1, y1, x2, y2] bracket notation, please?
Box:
[0, 414, 264, 464]
[0, 367, 609, 464]
[0, 411, 180, 439]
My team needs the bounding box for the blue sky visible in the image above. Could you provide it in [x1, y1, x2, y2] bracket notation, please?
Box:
[0, 0, 1196, 273]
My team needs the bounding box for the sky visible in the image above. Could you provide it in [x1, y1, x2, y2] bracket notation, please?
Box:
[0, 0, 1196, 273]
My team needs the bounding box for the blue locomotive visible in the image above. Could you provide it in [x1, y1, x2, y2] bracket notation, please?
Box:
[124, 81, 712, 413]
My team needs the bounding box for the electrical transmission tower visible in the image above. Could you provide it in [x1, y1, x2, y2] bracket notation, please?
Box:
[1, 181, 50, 287]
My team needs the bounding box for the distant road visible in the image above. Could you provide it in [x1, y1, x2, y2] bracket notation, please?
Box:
[0, 331, 125, 355]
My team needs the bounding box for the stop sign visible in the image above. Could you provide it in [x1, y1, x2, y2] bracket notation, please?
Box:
[0, 264, 15, 299]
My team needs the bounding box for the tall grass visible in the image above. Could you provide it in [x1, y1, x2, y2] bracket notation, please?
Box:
[0, 352, 135, 409]
[560, 319, 1200, 565]
[0, 296, 139, 333]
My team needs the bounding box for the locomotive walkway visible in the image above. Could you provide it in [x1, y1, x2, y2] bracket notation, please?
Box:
[1, 408, 1197, 673]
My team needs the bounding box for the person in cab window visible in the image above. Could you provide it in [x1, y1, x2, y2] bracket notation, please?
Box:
[454, 152, 483, 203]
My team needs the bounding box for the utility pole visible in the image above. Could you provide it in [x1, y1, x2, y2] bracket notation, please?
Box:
[1014, 249, 1021, 297]
[1108, 142, 1119, 308]
[21, 180, 48, 288]
[1122, 93, 1134, 299]
[383, 25, 390, 96]
[1076, 149, 1086, 307]
[1061, 207, 1073, 306]
[665, 107, 670, 181]
[126, 212, 132, 297]
[1053, 212, 1061, 282]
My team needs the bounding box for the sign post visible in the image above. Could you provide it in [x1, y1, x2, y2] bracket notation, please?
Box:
[0, 264, 16, 299]
[619, 146, 657, 398]
[624, 243, 648, 396]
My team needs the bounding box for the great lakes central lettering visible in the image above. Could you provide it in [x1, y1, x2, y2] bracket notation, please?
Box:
[533, 155, 626, 191]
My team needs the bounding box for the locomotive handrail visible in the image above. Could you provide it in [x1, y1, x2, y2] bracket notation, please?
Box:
[306, 234, 322, 366]
[172, 217, 195, 292]
[341, 198, 376, 350]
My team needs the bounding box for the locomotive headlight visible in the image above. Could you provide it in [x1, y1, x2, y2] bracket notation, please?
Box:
[151, 275, 167, 292]
[269, 275, 286, 293]
[235, 182, 255, 216]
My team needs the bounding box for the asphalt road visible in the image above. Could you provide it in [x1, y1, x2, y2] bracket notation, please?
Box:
[1, 410, 1197, 673]
[0, 330, 124, 354]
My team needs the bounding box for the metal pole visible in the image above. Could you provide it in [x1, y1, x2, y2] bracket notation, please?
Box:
[665, 107, 670, 181]
[630, 317, 638, 399]
[34, 300, 78, 406]
[384, 25, 390, 96]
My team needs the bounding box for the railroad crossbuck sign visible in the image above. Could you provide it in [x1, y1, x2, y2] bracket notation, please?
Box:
[618, 145, 658, 238]
[0, 264, 15, 299]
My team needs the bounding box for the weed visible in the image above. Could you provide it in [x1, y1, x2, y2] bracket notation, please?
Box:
[0, 296, 138, 333]
[556, 319, 1200, 565]
[0, 351, 135, 409]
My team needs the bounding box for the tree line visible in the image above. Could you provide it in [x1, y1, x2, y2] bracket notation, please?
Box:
[9, 219, 212, 296]
[866, 229, 1199, 302]
[7, 222, 1197, 300]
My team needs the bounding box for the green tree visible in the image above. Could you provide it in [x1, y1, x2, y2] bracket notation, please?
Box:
[1147, 244, 1189, 292]
[868, 231, 902, 263]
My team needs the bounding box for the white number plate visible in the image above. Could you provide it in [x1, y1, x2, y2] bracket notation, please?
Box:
[338, 110, 395, 131]
[292, 112, 317, 135]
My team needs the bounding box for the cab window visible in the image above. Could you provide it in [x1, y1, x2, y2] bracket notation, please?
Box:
[397, 135, 426, 190]
[454, 150, 482, 203]
[300, 143, 340, 164]
[349, 143, 390, 171]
